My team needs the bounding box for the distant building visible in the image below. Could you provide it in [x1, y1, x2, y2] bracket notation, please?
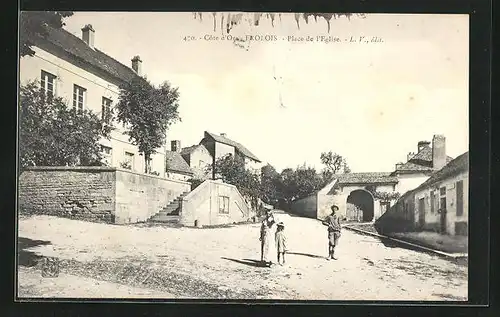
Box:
[179, 143, 212, 180]
[199, 131, 262, 179]
[376, 152, 469, 236]
[391, 135, 453, 194]
[19, 24, 168, 175]
[291, 172, 399, 221]
[290, 134, 456, 222]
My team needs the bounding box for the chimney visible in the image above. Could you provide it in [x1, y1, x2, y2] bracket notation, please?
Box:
[407, 152, 415, 161]
[131, 56, 142, 76]
[432, 134, 446, 170]
[220, 133, 227, 138]
[395, 162, 404, 171]
[171, 140, 181, 152]
[81, 24, 95, 49]
[417, 140, 430, 152]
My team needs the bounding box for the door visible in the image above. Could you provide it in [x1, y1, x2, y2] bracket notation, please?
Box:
[418, 198, 425, 228]
[440, 197, 447, 233]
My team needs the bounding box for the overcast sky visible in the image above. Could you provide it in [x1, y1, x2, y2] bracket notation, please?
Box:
[63, 12, 469, 173]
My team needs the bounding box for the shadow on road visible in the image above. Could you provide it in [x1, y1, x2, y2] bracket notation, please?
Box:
[221, 257, 266, 268]
[18, 237, 51, 268]
[287, 252, 325, 259]
[378, 236, 431, 253]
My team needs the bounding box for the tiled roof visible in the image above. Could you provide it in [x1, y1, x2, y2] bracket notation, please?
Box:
[204, 131, 261, 162]
[333, 172, 399, 185]
[165, 151, 193, 175]
[395, 145, 453, 173]
[414, 152, 469, 191]
[28, 25, 139, 84]
[180, 145, 199, 156]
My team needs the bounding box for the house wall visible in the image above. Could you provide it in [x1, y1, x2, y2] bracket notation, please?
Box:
[188, 146, 213, 179]
[19, 46, 166, 174]
[396, 173, 430, 195]
[114, 169, 190, 224]
[179, 180, 254, 227]
[290, 194, 317, 218]
[374, 191, 416, 234]
[412, 171, 468, 235]
[18, 167, 116, 223]
[214, 142, 235, 160]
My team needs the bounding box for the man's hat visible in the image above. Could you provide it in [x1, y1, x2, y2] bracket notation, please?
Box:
[331, 205, 339, 211]
[277, 222, 285, 227]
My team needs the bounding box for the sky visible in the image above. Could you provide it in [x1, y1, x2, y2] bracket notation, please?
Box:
[63, 12, 469, 173]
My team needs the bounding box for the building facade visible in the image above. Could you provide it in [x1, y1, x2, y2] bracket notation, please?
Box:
[376, 152, 469, 236]
[290, 135, 456, 222]
[199, 131, 263, 179]
[180, 143, 213, 180]
[19, 24, 167, 175]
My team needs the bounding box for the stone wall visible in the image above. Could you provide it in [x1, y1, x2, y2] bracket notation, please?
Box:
[18, 167, 116, 223]
[19, 167, 191, 224]
[290, 194, 318, 218]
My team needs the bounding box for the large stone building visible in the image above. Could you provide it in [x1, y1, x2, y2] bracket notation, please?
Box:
[19, 24, 168, 175]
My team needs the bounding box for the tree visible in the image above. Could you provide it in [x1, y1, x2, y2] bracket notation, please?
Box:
[20, 11, 74, 58]
[116, 77, 181, 173]
[210, 154, 261, 209]
[19, 82, 112, 168]
[260, 164, 282, 204]
[320, 151, 351, 182]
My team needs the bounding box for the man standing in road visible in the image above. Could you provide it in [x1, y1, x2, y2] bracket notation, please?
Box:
[322, 205, 342, 260]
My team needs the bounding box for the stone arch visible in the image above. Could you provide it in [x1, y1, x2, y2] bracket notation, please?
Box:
[346, 189, 374, 222]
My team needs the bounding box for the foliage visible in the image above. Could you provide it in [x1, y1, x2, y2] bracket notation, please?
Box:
[260, 164, 281, 204]
[320, 151, 351, 183]
[116, 77, 181, 174]
[187, 178, 204, 191]
[19, 82, 112, 168]
[365, 185, 401, 201]
[119, 161, 131, 170]
[210, 154, 261, 209]
[20, 11, 74, 58]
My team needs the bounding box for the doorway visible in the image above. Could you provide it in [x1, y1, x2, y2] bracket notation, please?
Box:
[440, 197, 447, 234]
[346, 190, 374, 222]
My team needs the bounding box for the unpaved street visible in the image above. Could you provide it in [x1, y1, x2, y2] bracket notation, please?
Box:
[17, 214, 467, 300]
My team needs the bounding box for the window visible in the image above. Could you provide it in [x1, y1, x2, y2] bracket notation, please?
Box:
[124, 151, 135, 170]
[218, 196, 229, 214]
[430, 191, 435, 213]
[456, 180, 464, 216]
[439, 186, 446, 196]
[101, 145, 112, 155]
[101, 97, 112, 125]
[73, 84, 87, 112]
[41, 70, 57, 97]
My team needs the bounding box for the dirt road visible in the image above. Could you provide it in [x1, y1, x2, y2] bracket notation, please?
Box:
[17, 214, 467, 300]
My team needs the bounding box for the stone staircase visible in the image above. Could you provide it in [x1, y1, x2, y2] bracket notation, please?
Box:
[149, 191, 190, 223]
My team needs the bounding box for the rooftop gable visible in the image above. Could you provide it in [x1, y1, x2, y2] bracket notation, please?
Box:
[165, 151, 193, 175]
[203, 131, 261, 162]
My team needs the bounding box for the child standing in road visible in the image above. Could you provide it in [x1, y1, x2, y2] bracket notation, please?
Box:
[275, 222, 287, 265]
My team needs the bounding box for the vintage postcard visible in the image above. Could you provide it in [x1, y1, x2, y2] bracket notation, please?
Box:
[17, 12, 469, 301]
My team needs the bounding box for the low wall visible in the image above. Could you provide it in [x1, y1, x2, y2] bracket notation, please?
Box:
[18, 167, 116, 223]
[180, 180, 254, 227]
[290, 194, 318, 218]
[114, 169, 191, 224]
[18, 167, 191, 224]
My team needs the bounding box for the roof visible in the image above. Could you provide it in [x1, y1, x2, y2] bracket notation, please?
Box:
[28, 25, 139, 84]
[165, 151, 193, 175]
[180, 145, 200, 156]
[394, 145, 453, 174]
[333, 172, 399, 185]
[203, 131, 261, 162]
[413, 152, 469, 191]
